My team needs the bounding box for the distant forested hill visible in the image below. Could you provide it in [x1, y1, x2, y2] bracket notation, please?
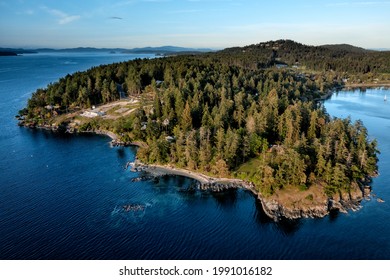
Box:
[320, 44, 369, 53]
[217, 40, 390, 73]
[0, 46, 213, 55]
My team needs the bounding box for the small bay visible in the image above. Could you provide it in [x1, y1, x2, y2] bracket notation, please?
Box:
[0, 54, 389, 259]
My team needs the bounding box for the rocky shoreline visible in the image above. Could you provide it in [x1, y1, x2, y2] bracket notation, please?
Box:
[259, 190, 365, 221]
[128, 160, 375, 221]
[344, 82, 390, 89]
[129, 160, 256, 190]
[16, 118, 132, 147]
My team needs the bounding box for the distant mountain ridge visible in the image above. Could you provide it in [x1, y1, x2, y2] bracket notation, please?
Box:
[123, 46, 214, 54]
[3, 41, 390, 74]
[0, 48, 37, 54]
[0, 46, 214, 55]
[2, 42, 388, 56]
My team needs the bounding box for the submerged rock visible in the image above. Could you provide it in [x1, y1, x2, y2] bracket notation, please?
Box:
[131, 175, 154, 182]
[122, 204, 145, 212]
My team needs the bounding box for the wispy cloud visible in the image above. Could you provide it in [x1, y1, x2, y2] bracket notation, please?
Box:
[109, 16, 123, 20]
[42, 6, 80, 25]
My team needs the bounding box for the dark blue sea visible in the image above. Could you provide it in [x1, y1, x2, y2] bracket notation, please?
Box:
[1, 53, 389, 259]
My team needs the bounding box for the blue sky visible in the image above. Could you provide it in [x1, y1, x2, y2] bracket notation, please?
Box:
[1, 0, 390, 49]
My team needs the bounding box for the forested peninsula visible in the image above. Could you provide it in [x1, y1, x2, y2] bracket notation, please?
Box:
[18, 40, 387, 220]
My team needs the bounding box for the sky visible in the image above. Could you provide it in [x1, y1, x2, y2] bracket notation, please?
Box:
[1, 0, 390, 49]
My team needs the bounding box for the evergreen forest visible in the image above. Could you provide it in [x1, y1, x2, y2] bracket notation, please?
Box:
[20, 40, 383, 196]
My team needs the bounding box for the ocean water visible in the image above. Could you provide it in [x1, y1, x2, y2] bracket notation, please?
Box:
[1, 54, 390, 259]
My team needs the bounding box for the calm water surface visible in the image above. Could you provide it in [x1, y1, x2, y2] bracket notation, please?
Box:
[1, 54, 389, 259]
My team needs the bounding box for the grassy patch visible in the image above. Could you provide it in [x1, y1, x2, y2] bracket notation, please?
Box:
[234, 158, 263, 189]
[125, 104, 141, 109]
[106, 105, 121, 115]
[236, 158, 262, 174]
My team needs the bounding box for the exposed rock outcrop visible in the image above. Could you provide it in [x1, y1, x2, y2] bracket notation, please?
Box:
[259, 186, 367, 221]
[131, 161, 376, 221]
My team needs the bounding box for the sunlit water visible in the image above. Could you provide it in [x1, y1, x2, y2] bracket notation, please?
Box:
[1, 54, 389, 259]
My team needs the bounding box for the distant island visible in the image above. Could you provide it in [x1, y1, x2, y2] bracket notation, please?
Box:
[18, 40, 388, 220]
[0, 48, 37, 55]
[1, 46, 215, 56]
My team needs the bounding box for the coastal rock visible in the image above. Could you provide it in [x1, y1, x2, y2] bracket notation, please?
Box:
[350, 188, 364, 201]
[131, 162, 373, 221]
[130, 175, 155, 182]
[260, 196, 329, 221]
[110, 139, 128, 147]
[364, 185, 372, 196]
[260, 188, 365, 221]
[199, 181, 240, 192]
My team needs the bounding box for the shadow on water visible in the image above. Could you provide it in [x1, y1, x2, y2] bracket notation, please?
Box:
[20, 127, 71, 144]
[152, 174, 304, 233]
[328, 209, 340, 222]
[20, 126, 41, 141]
[149, 176, 169, 194]
[171, 177, 240, 208]
[174, 175, 189, 187]
[210, 189, 238, 208]
[149, 174, 242, 210]
[250, 192, 303, 235]
[253, 196, 274, 224]
[149, 174, 198, 196]
[116, 147, 126, 159]
[274, 218, 303, 236]
[145, 171, 305, 236]
[22, 127, 104, 143]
